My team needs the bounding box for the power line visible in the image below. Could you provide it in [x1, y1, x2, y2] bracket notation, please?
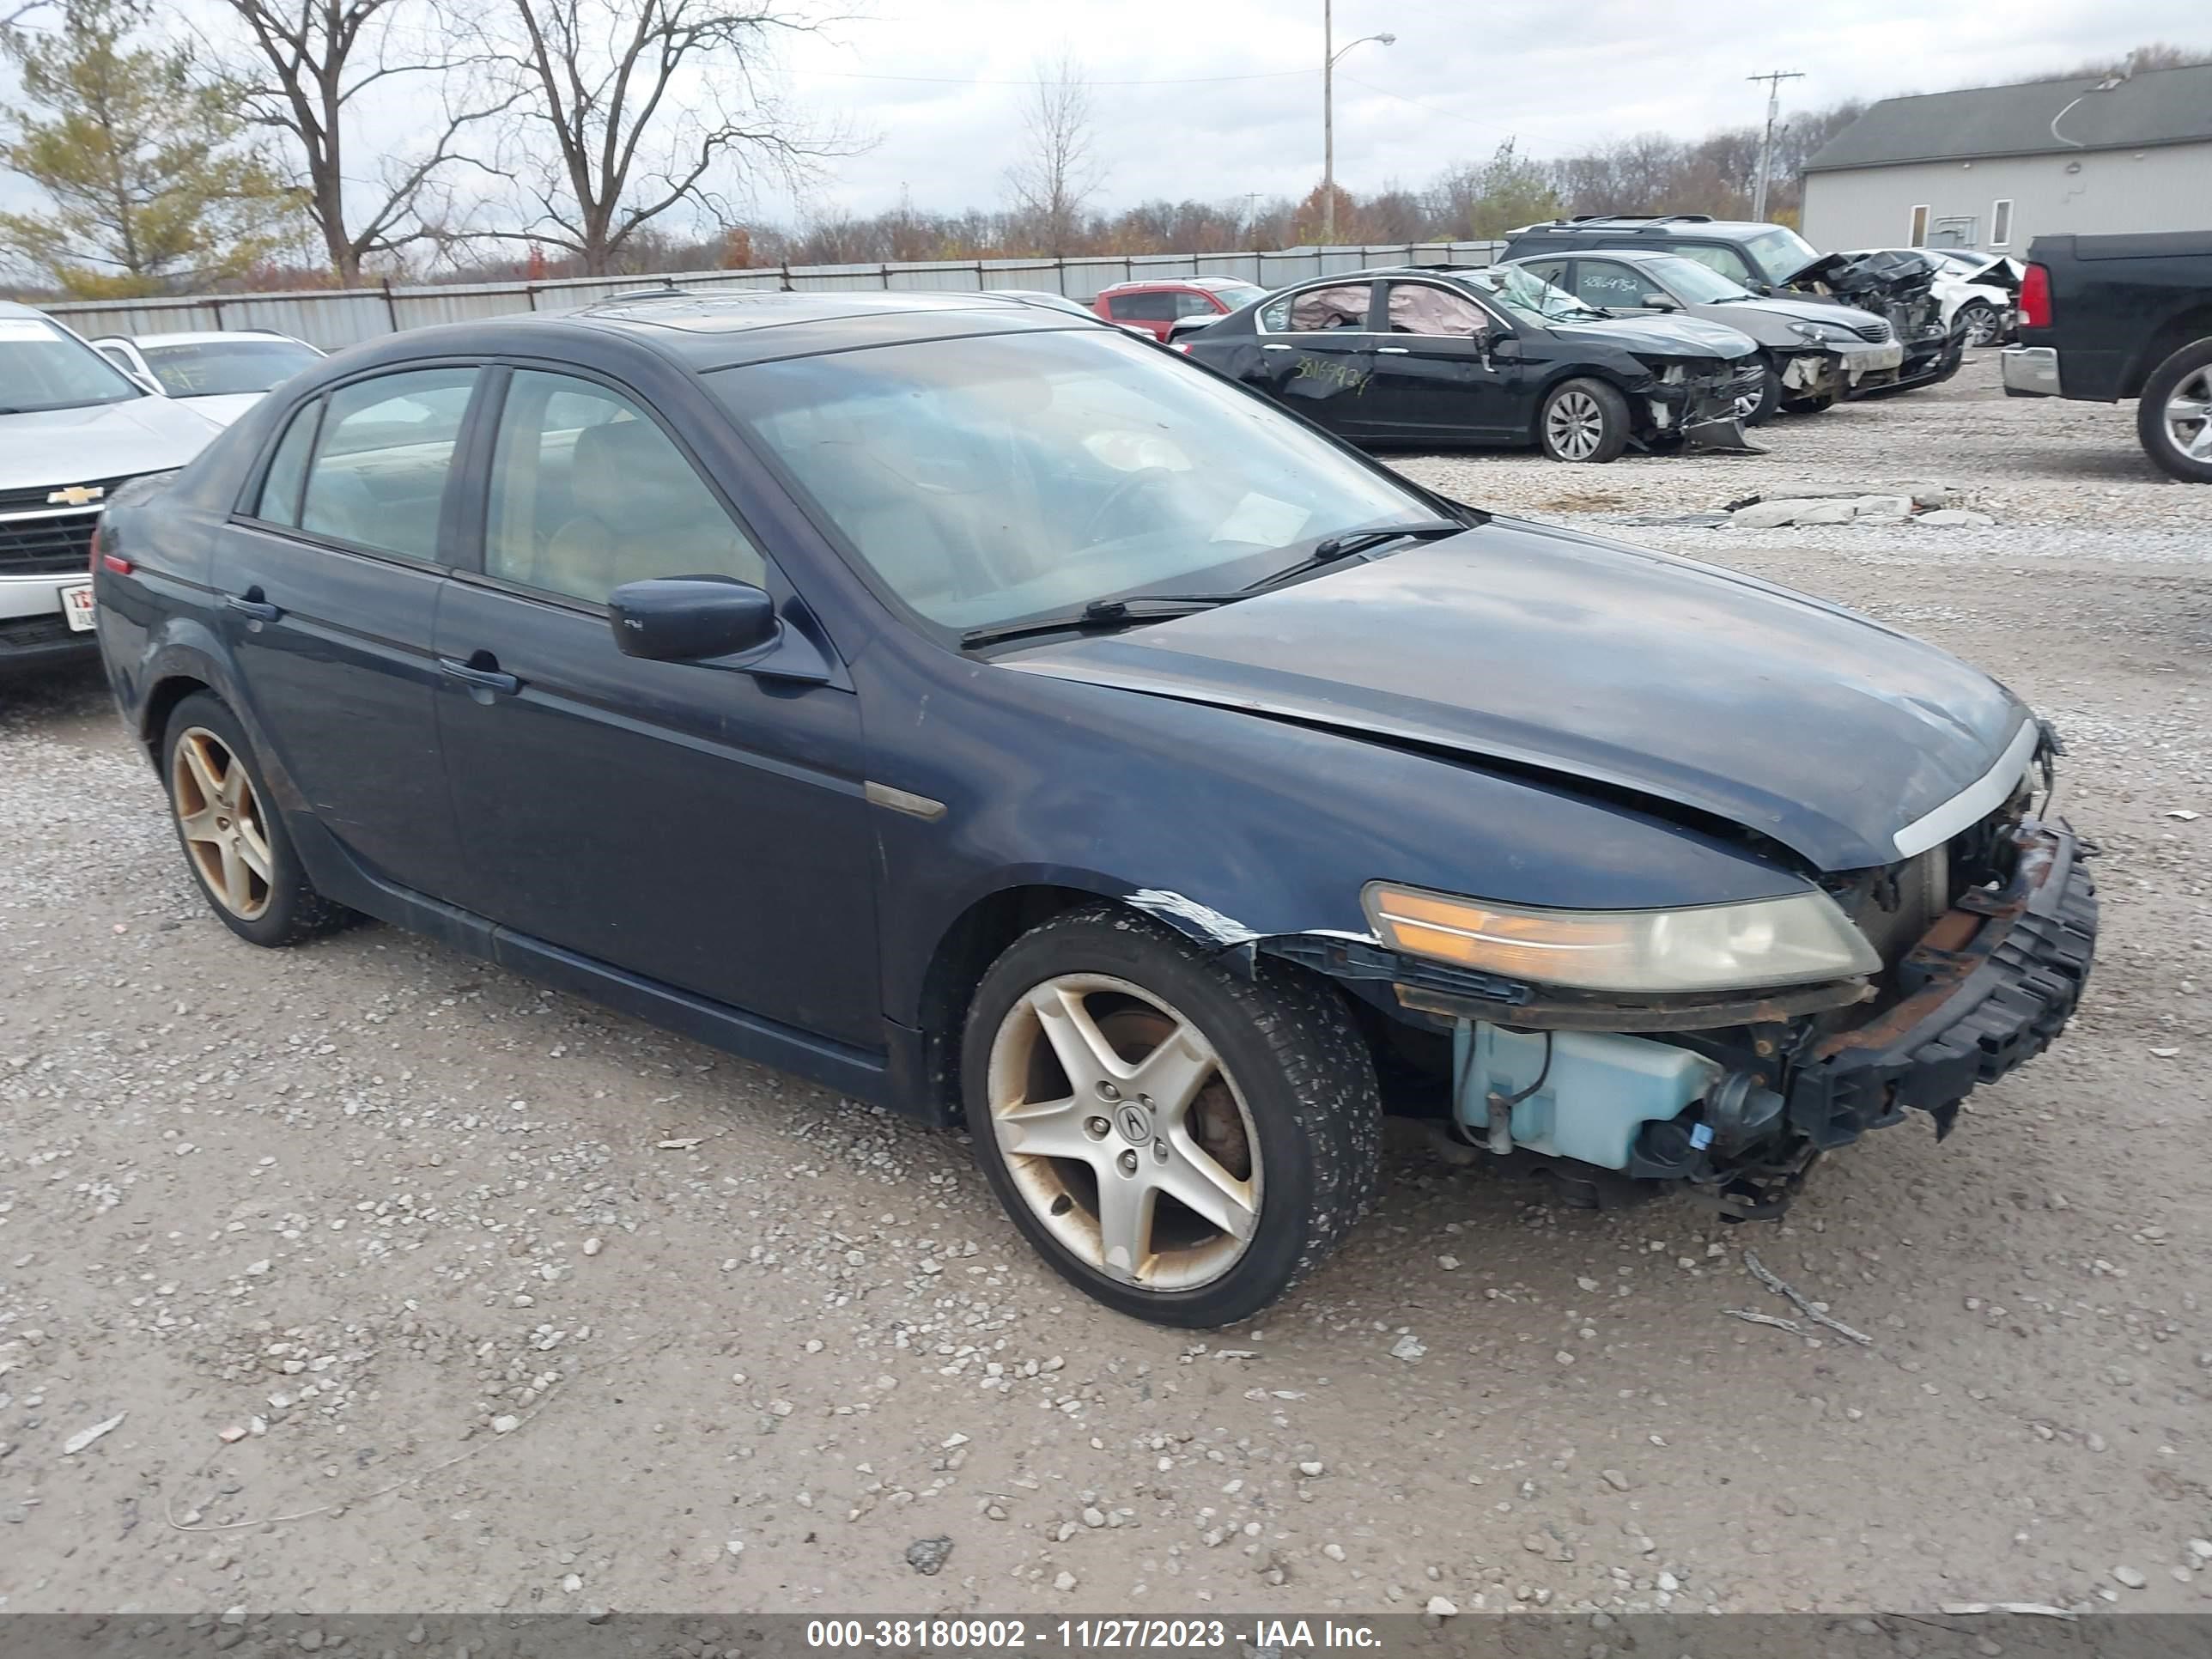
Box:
[787, 64, 1316, 88]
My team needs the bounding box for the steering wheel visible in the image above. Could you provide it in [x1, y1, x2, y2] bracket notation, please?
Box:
[1081, 468, 1179, 546]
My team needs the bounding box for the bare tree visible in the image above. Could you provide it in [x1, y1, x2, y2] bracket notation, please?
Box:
[1005, 50, 1100, 258]
[211, 0, 516, 283]
[471, 0, 852, 276]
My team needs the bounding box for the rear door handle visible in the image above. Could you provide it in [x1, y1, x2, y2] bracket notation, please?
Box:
[438, 656, 521, 696]
[1261, 343, 1292, 351]
[227, 593, 281, 624]
[1376, 346, 1412, 355]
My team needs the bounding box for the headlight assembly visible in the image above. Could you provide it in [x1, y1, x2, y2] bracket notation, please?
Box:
[1362, 882, 1882, 994]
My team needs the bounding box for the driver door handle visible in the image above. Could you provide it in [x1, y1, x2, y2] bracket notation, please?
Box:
[1376, 346, 1412, 355]
[226, 592, 281, 624]
[438, 656, 520, 696]
[1261, 343, 1292, 351]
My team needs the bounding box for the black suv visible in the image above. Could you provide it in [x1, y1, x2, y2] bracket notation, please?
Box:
[1504, 216, 1964, 392]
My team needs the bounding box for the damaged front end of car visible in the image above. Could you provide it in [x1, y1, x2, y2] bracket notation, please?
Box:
[1264, 740, 2096, 1222]
[1793, 249, 1963, 392]
[1637, 356, 1765, 453]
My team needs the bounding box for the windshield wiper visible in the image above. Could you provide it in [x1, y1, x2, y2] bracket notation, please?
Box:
[959, 593, 1238, 650]
[1242, 518, 1467, 593]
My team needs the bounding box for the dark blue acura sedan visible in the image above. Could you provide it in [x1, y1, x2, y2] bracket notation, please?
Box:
[92, 291, 2095, 1326]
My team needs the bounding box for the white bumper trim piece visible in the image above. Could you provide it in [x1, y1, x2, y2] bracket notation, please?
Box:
[1893, 720, 2040, 859]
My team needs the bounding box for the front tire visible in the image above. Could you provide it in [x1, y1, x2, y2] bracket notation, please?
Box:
[963, 906, 1382, 1327]
[1539, 377, 1630, 464]
[1957, 301, 2001, 347]
[2136, 337, 2212, 483]
[1740, 356, 1782, 426]
[162, 692, 351, 946]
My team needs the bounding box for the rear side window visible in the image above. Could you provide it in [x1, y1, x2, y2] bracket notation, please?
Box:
[483, 368, 764, 605]
[1106, 291, 1179, 322]
[1171, 290, 1221, 319]
[300, 368, 477, 560]
[255, 400, 321, 526]
[1261, 283, 1373, 333]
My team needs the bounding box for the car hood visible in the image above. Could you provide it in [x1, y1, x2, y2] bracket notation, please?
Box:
[1711, 295, 1887, 333]
[0, 395, 221, 490]
[1547, 313, 1757, 360]
[174, 391, 269, 427]
[1002, 520, 2028, 872]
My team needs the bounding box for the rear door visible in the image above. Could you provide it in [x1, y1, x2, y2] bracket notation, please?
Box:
[1364, 281, 1528, 440]
[213, 366, 481, 901]
[430, 364, 878, 1046]
[1249, 282, 1383, 436]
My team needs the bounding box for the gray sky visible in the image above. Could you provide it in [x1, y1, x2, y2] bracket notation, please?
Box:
[2, 0, 2200, 257]
[766, 0, 2199, 220]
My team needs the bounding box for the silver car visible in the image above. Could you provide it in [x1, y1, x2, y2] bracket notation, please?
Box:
[1506, 248, 1905, 421]
[0, 303, 220, 672]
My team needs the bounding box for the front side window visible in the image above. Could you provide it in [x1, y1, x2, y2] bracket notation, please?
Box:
[484, 369, 764, 605]
[1385, 283, 1492, 335]
[1639, 255, 1754, 304]
[1741, 227, 1820, 284]
[139, 338, 322, 398]
[0, 314, 143, 413]
[299, 367, 477, 560]
[715, 328, 1429, 635]
[1466, 265, 1605, 326]
[1171, 290, 1224, 319]
[1667, 242, 1758, 284]
[1259, 283, 1373, 333]
[1200, 281, 1267, 310]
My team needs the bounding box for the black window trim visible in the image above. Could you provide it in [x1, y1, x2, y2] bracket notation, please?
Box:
[447, 354, 779, 620]
[227, 357, 493, 574]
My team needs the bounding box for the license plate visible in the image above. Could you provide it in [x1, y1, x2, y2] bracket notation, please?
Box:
[60, 580, 95, 631]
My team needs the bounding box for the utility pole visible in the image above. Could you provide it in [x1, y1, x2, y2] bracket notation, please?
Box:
[1322, 2, 1394, 246]
[1747, 70, 1804, 222]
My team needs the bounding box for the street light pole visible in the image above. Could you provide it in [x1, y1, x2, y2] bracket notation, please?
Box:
[1321, 5, 1393, 246]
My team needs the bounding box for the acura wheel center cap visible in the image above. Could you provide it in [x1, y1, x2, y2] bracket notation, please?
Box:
[1115, 1102, 1154, 1144]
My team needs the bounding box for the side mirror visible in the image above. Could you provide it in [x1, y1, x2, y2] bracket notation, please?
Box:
[1644, 295, 1680, 312]
[608, 576, 778, 663]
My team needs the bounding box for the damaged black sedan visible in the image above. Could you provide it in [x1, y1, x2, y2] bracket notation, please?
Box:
[94, 291, 2094, 1329]
[1176, 264, 1765, 461]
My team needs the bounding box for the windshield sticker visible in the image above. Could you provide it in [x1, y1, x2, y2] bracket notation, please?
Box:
[0, 318, 62, 342]
[1212, 492, 1312, 547]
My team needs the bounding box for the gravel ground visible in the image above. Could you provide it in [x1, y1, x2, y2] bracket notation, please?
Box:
[1, 352, 2209, 1620]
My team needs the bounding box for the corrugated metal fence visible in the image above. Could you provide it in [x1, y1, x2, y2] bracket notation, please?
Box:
[35, 242, 1504, 351]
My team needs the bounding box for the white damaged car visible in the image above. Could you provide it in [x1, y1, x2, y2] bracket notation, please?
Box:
[0, 303, 222, 672]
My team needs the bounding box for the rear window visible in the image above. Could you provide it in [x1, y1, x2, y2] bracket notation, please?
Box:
[140, 337, 321, 398]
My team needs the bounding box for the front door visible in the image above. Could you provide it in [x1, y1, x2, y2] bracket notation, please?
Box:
[1364, 281, 1526, 439]
[211, 366, 480, 901]
[431, 366, 879, 1047]
[1249, 282, 1382, 437]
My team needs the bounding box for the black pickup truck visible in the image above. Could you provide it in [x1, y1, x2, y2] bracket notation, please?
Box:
[2002, 228, 2212, 482]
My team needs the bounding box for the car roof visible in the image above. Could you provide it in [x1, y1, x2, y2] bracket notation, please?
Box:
[315, 289, 1107, 375]
[1512, 216, 1779, 242]
[1513, 246, 1683, 265]
[1095, 276, 1258, 293]
[113, 329, 301, 346]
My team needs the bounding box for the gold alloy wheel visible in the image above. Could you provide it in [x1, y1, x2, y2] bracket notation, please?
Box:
[172, 727, 274, 921]
[986, 973, 1262, 1291]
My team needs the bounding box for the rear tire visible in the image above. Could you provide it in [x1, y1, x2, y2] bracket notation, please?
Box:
[962, 905, 1382, 1327]
[2136, 337, 2212, 483]
[1538, 377, 1630, 464]
[161, 692, 352, 947]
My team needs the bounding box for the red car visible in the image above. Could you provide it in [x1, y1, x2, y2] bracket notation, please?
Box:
[1091, 276, 1268, 340]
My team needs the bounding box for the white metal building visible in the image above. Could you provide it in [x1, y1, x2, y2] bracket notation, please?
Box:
[1800, 63, 2212, 253]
